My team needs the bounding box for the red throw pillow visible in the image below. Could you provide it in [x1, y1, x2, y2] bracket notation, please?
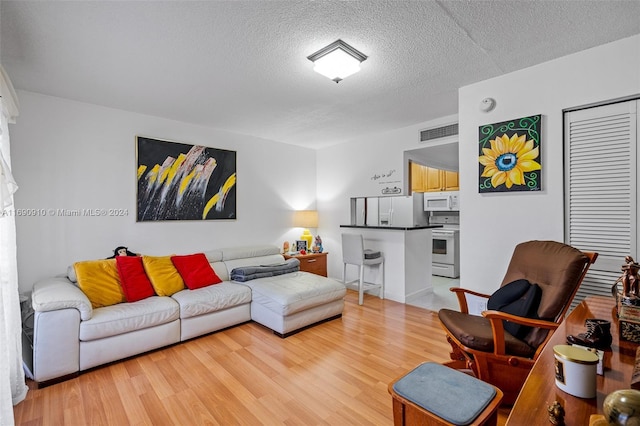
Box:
[171, 253, 222, 290]
[116, 256, 155, 302]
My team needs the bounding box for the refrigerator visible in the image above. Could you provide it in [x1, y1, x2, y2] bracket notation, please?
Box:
[377, 194, 428, 227]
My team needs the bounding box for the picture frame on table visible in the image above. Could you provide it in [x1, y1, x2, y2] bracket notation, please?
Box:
[296, 240, 307, 252]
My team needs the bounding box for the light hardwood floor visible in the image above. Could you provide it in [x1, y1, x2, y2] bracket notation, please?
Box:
[14, 290, 509, 425]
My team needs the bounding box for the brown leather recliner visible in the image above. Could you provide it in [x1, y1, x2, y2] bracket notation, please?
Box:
[438, 240, 598, 405]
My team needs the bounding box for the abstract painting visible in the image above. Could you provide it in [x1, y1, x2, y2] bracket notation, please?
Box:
[478, 114, 541, 193]
[136, 136, 236, 221]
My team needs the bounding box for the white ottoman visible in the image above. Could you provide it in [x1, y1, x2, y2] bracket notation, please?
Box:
[238, 271, 346, 337]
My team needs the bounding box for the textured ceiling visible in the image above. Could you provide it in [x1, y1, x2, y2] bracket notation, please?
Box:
[2, 1, 639, 149]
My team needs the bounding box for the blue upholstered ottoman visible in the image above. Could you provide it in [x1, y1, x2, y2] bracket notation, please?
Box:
[388, 362, 503, 426]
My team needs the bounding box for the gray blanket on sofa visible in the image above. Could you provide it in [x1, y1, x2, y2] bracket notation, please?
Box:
[230, 258, 300, 282]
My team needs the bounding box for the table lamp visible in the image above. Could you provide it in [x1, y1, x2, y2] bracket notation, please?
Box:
[293, 210, 318, 251]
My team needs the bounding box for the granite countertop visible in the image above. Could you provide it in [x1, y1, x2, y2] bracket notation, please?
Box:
[339, 224, 443, 231]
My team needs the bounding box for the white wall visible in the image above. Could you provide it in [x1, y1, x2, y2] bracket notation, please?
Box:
[458, 35, 640, 293]
[11, 35, 640, 296]
[316, 114, 457, 280]
[10, 91, 317, 292]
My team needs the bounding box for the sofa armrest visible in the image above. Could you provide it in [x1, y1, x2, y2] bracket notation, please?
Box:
[32, 277, 92, 321]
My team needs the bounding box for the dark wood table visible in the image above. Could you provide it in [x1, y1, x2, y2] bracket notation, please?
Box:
[506, 295, 637, 425]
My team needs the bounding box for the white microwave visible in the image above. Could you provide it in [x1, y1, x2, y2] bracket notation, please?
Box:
[424, 191, 460, 211]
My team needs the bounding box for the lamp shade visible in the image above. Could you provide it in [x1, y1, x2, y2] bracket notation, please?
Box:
[293, 210, 318, 228]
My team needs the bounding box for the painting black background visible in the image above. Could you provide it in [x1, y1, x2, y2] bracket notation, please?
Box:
[137, 137, 236, 221]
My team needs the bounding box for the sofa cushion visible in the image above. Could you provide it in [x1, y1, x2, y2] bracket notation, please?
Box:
[220, 245, 281, 261]
[171, 253, 222, 289]
[203, 250, 223, 263]
[211, 261, 229, 282]
[223, 254, 287, 275]
[116, 256, 155, 302]
[142, 255, 185, 296]
[67, 265, 78, 283]
[79, 296, 179, 341]
[74, 259, 126, 308]
[171, 282, 252, 319]
[239, 271, 346, 316]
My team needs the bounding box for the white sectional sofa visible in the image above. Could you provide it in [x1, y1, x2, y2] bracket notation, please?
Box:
[23, 245, 346, 387]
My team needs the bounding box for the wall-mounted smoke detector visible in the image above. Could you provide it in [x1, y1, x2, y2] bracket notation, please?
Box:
[479, 97, 496, 112]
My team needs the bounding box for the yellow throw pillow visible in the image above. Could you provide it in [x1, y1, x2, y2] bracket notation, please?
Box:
[74, 259, 126, 308]
[142, 255, 185, 296]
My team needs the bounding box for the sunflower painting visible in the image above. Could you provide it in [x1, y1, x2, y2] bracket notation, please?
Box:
[478, 115, 541, 193]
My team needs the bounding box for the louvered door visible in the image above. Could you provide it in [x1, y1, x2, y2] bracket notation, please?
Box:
[565, 100, 638, 304]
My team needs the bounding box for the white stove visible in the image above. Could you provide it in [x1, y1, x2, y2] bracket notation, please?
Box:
[430, 215, 460, 278]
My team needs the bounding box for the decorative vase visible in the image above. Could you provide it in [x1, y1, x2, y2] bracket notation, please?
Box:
[603, 389, 640, 425]
[300, 230, 313, 251]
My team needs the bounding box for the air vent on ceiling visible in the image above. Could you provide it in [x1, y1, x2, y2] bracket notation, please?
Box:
[419, 123, 458, 142]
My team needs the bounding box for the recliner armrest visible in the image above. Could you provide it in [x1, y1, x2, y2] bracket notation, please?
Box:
[32, 277, 92, 321]
[482, 310, 560, 330]
[449, 287, 491, 314]
[482, 310, 560, 356]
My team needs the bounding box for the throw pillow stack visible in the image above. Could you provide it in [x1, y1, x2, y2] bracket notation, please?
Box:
[74, 253, 222, 308]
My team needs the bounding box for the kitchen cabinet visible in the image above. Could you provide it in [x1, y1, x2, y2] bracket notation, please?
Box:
[442, 170, 459, 191]
[410, 163, 459, 192]
[425, 167, 442, 191]
[410, 162, 425, 193]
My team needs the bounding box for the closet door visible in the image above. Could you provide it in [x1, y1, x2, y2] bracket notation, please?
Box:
[565, 100, 638, 303]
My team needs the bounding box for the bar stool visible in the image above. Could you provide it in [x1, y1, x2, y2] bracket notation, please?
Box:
[388, 362, 503, 426]
[341, 233, 384, 305]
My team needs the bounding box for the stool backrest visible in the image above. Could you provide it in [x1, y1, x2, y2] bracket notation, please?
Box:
[342, 233, 364, 266]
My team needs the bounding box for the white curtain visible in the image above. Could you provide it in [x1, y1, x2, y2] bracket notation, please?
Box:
[0, 69, 27, 425]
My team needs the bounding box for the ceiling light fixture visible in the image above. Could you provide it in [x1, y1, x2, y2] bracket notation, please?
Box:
[307, 39, 367, 83]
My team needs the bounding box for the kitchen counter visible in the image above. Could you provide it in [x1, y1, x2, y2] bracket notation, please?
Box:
[340, 224, 442, 231]
[340, 225, 434, 303]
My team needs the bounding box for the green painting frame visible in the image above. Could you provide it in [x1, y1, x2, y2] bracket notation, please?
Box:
[478, 115, 542, 193]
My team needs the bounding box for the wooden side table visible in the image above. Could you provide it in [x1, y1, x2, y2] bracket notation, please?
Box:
[284, 252, 328, 277]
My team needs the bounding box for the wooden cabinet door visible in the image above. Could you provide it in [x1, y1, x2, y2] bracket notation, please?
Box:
[424, 167, 443, 192]
[443, 170, 459, 190]
[298, 253, 327, 276]
[410, 162, 425, 192]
